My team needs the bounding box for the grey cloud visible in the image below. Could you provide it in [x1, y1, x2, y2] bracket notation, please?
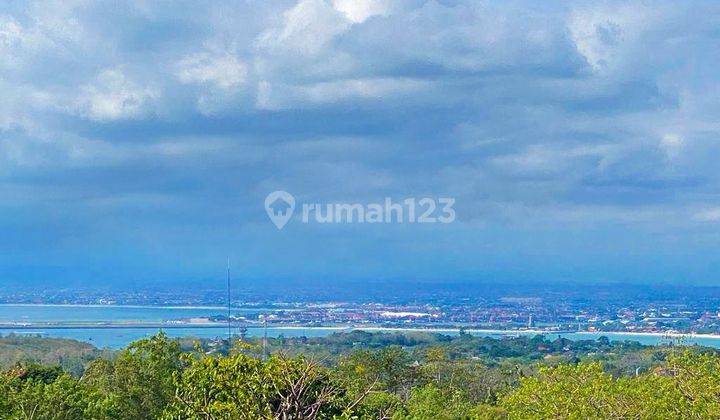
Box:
[2, 1, 720, 283]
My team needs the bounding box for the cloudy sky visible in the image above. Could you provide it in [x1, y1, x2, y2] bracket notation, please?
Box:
[2, 0, 720, 287]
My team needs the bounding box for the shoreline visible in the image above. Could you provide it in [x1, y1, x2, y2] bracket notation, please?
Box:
[1, 323, 719, 340]
[341, 326, 720, 340]
[0, 303, 296, 311]
[1, 304, 717, 339]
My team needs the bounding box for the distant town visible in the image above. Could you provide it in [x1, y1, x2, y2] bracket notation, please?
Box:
[2, 283, 720, 335]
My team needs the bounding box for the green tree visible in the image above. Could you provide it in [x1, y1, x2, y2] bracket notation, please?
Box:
[164, 353, 354, 419]
[163, 352, 272, 419]
[394, 384, 505, 420]
[501, 362, 621, 419]
[83, 332, 183, 419]
[0, 370, 118, 419]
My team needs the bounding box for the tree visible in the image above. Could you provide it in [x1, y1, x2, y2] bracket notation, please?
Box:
[502, 362, 621, 419]
[500, 352, 720, 419]
[0, 369, 118, 419]
[395, 384, 505, 420]
[337, 346, 418, 398]
[163, 352, 272, 419]
[83, 332, 183, 419]
[164, 353, 355, 419]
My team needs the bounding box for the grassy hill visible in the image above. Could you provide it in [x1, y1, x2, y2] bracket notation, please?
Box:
[0, 334, 106, 376]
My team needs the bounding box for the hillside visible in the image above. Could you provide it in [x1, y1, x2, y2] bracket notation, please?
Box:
[0, 334, 106, 376]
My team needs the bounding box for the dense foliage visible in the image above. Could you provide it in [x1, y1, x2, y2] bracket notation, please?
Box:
[0, 335, 106, 376]
[0, 332, 718, 419]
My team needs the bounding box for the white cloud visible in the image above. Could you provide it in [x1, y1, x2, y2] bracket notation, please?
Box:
[568, 4, 654, 72]
[176, 52, 247, 89]
[0, 16, 24, 50]
[0, 15, 44, 70]
[331, 0, 390, 23]
[256, 0, 349, 56]
[0, 2, 86, 71]
[75, 69, 158, 121]
[256, 77, 428, 110]
[660, 133, 683, 158]
[694, 208, 720, 222]
[489, 144, 613, 178]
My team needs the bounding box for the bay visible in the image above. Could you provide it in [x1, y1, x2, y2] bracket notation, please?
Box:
[2, 304, 720, 349]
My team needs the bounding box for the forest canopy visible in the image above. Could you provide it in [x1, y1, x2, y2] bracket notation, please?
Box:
[0, 332, 715, 419]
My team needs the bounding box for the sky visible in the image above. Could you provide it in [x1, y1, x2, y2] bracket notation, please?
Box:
[1, 0, 720, 288]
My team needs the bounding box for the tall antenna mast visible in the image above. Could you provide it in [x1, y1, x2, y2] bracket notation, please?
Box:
[262, 315, 268, 360]
[227, 257, 231, 341]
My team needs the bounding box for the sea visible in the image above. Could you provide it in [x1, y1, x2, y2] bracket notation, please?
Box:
[2, 304, 720, 349]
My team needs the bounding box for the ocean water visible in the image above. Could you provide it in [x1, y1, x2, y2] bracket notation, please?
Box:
[2, 304, 720, 349]
[0, 304, 271, 323]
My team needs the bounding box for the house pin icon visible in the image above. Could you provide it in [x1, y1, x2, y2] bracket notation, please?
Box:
[264, 191, 295, 230]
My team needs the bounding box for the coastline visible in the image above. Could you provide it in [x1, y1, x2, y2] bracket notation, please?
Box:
[0, 303, 297, 311]
[338, 326, 720, 340]
[1, 323, 719, 339]
[1, 303, 718, 340]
